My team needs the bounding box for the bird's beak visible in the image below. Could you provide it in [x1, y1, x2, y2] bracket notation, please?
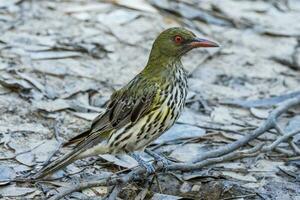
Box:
[189, 38, 219, 48]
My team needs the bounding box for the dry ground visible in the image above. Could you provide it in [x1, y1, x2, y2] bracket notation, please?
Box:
[0, 0, 300, 199]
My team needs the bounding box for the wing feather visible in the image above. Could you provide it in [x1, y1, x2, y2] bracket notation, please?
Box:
[65, 78, 158, 147]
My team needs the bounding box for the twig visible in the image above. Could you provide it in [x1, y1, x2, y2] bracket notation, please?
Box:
[274, 147, 294, 156]
[176, 121, 250, 134]
[107, 184, 123, 200]
[48, 145, 262, 200]
[169, 144, 262, 171]
[263, 128, 300, 151]
[41, 120, 64, 167]
[221, 193, 257, 200]
[277, 166, 297, 179]
[1, 134, 45, 162]
[193, 95, 300, 163]
[134, 187, 148, 200]
[154, 175, 163, 193]
[274, 123, 300, 155]
[41, 142, 63, 167]
[221, 90, 300, 108]
[290, 142, 300, 155]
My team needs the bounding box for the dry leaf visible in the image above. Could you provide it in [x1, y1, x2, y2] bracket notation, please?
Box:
[112, 0, 158, 13]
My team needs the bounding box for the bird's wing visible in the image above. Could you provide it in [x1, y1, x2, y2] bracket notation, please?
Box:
[65, 80, 159, 147]
[33, 79, 159, 179]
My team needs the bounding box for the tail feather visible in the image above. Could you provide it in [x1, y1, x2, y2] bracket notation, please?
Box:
[63, 129, 90, 147]
[32, 148, 82, 180]
[32, 128, 111, 179]
[32, 130, 91, 179]
[32, 137, 109, 179]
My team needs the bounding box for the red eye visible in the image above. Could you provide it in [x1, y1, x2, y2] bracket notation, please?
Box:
[174, 35, 183, 44]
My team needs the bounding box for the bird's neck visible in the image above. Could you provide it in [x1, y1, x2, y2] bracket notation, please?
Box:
[143, 52, 182, 76]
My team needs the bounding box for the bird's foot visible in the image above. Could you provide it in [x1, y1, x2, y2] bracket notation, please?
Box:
[145, 149, 171, 171]
[140, 160, 156, 175]
[130, 153, 155, 174]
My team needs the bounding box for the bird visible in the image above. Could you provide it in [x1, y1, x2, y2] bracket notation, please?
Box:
[32, 27, 219, 179]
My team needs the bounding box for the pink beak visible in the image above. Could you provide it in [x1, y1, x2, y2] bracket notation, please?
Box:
[189, 38, 219, 48]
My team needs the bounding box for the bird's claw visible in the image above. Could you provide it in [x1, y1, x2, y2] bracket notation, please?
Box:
[145, 149, 171, 171]
[140, 161, 156, 174]
[155, 156, 171, 171]
[131, 152, 156, 174]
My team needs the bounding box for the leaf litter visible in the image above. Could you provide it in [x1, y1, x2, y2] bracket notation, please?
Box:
[0, 0, 299, 199]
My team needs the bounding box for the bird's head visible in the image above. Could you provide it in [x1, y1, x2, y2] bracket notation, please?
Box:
[151, 27, 219, 58]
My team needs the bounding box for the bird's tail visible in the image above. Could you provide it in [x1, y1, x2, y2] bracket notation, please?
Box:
[32, 148, 83, 180]
[32, 128, 111, 180]
[32, 142, 109, 180]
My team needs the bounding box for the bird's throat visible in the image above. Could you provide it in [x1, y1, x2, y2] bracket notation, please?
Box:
[144, 52, 182, 74]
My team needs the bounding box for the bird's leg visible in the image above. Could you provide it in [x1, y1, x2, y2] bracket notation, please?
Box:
[130, 152, 155, 174]
[145, 149, 171, 170]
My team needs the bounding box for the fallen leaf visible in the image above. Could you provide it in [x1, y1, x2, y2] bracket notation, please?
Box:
[210, 106, 235, 124]
[151, 193, 182, 200]
[29, 51, 81, 60]
[69, 112, 99, 121]
[285, 115, 300, 143]
[61, 3, 110, 13]
[112, 0, 158, 13]
[222, 91, 300, 108]
[0, 123, 50, 135]
[0, 0, 23, 8]
[32, 140, 60, 163]
[169, 144, 210, 163]
[15, 152, 35, 166]
[97, 9, 139, 26]
[154, 124, 205, 144]
[100, 154, 137, 168]
[250, 107, 270, 119]
[0, 185, 35, 197]
[242, 181, 266, 189]
[0, 74, 32, 93]
[222, 171, 257, 182]
[16, 72, 45, 93]
[34, 99, 103, 113]
[0, 165, 15, 181]
[151, 0, 231, 26]
[252, 160, 284, 173]
[82, 186, 108, 197]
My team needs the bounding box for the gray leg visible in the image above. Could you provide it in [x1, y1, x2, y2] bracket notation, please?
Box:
[145, 149, 171, 170]
[130, 152, 155, 174]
